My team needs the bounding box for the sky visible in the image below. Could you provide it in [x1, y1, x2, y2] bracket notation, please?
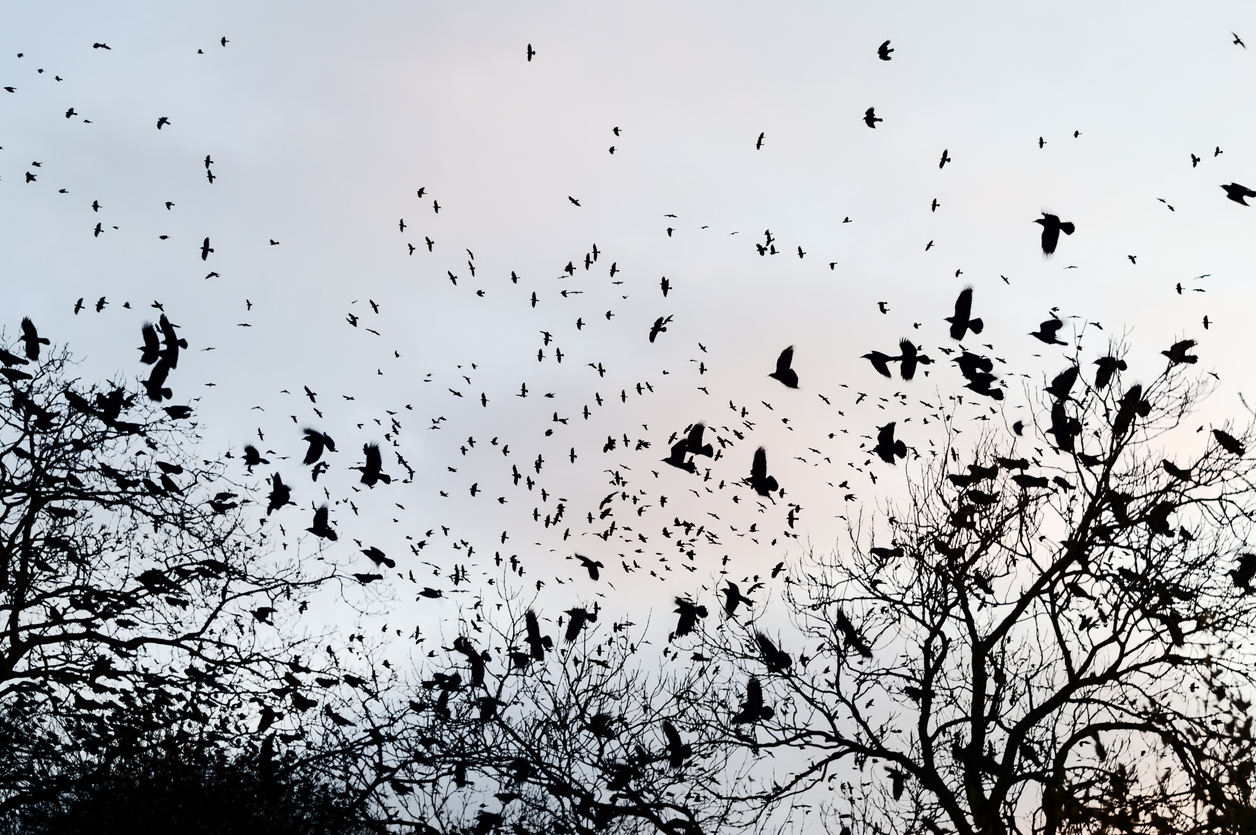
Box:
[4, 1, 1256, 652]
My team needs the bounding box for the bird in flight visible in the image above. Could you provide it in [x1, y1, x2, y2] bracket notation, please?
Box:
[568, 196, 581, 206]
[864, 107, 882, 128]
[873, 422, 907, 464]
[156, 116, 170, 129]
[1030, 316, 1068, 345]
[526, 43, 536, 61]
[1034, 212, 1074, 255]
[1235, 32, 1246, 48]
[769, 346, 799, 388]
[747, 447, 780, 497]
[946, 286, 983, 340]
[201, 238, 213, 260]
[877, 40, 893, 60]
[939, 149, 951, 168]
[756, 132, 765, 150]
[1221, 183, 1256, 205]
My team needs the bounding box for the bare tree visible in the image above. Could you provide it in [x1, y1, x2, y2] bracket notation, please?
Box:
[671, 345, 1256, 835]
[0, 332, 339, 814]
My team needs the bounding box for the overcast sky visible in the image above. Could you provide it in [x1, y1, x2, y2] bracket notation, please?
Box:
[5, 2, 1256, 641]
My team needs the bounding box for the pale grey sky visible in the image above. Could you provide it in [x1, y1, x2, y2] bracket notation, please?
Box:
[4, 1, 1256, 641]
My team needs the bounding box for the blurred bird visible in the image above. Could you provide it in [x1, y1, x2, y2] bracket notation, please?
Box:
[19, 318, 49, 360]
[723, 581, 754, 617]
[1030, 317, 1068, 345]
[357, 443, 392, 486]
[747, 447, 779, 496]
[1034, 212, 1074, 255]
[1221, 183, 1256, 205]
[945, 287, 983, 340]
[266, 473, 292, 514]
[1213, 428, 1246, 457]
[877, 40, 893, 60]
[673, 597, 708, 637]
[731, 676, 773, 724]
[301, 429, 336, 465]
[307, 505, 337, 541]
[873, 422, 907, 464]
[769, 346, 799, 388]
[1093, 355, 1126, 389]
[864, 107, 882, 128]
[662, 720, 692, 768]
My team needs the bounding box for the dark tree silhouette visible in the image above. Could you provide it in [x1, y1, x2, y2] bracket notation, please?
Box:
[0, 333, 339, 816]
[668, 344, 1256, 835]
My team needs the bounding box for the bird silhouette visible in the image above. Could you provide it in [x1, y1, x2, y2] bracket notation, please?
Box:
[361, 546, 395, 568]
[242, 445, 268, 472]
[939, 149, 951, 168]
[731, 675, 773, 724]
[1213, 428, 1246, 457]
[524, 609, 551, 659]
[1162, 339, 1198, 365]
[673, 597, 707, 637]
[1030, 317, 1067, 345]
[574, 553, 604, 580]
[1034, 213, 1074, 255]
[201, 238, 213, 260]
[756, 132, 765, 150]
[661, 720, 691, 768]
[747, 447, 779, 496]
[138, 322, 161, 364]
[649, 315, 673, 343]
[769, 346, 799, 388]
[156, 116, 170, 129]
[564, 607, 596, 642]
[142, 360, 173, 401]
[266, 473, 292, 514]
[663, 439, 697, 473]
[1093, 355, 1126, 389]
[1221, 183, 1256, 205]
[864, 107, 882, 128]
[1045, 365, 1079, 401]
[683, 422, 714, 457]
[723, 581, 754, 617]
[895, 339, 931, 381]
[19, 318, 49, 360]
[862, 350, 895, 378]
[834, 608, 873, 657]
[873, 422, 907, 464]
[755, 631, 792, 673]
[302, 429, 336, 465]
[877, 40, 893, 60]
[357, 442, 392, 486]
[526, 43, 535, 61]
[945, 287, 983, 340]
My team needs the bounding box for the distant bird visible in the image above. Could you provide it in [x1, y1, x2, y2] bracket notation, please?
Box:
[526, 43, 535, 61]
[649, 315, 673, 343]
[747, 447, 779, 497]
[873, 422, 907, 465]
[1093, 355, 1126, 389]
[722, 582, 754, 619]
[156, 116, 169, 129]
[73, 298, 84, 315]
[1191, 153, 1200, 168]
[357, 442, 392, 486]
[574, 554, 603, 581]
[1213, 429, 1246, 457]
[756, 132, 765, 150]
[1030, 317, 1068, 345]
[946, 286, 983, 340]
[92, 43, 111, 49]
[1034, 212, 1075, 255]
[568, 196, 581, 206]
[206, 169, 215, 184]
[939, 149, 951, 169]
[673, 597, 708, 638]
[266, 473, 291, 514]
[769, 346, 799, 388]
[877, 40, 893, 60]
[834, 608, 873, 657]
[19, 317, 49, 360]
[201, 238, 213, 260]
[864, 107, 882, 128]
[1235, 32, 1247, 48]
[661, 276, 671, 296]
[683, 422, 714, 458]
[1221, 183, 1256, 205]
[307, 505, 337, 541]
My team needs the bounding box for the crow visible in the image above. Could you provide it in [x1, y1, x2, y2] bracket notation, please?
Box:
[242, 444, 269, 472]
[1034, 212, 1074, 255]
[747, 447, 779, 496]
[1046, 365, 1079, 401]
[157, 314, 186, 368]
[673, 597, 707, 637]
[357, 442, 392, 486]
[731, 675, 773, 724]
[307, 505, 337, 541]
[266, 473, 292, 514]
[864, 107, 882, 128]
[201, 237, 213, 260]
[723, 581, 754, 618]
[662, 720, 691, 768]
[19, 317, 49, 360]
[301, 429, 336, 465]
[574, 553, 603, 581]
[525, 609, 550, 659]
[769, 346, 799, 388]
[1162, 339, 1197, 365]
[1221, 183, 1256, 205]
[862, 350, 895, 378]
[1093, 355, 1126, 389]
[564, 607, 596, 642]
[1030, 317, 1067, 345]
[896, 339, 932, 381]
[662, 439, 697, 473]
[755, 631, 792, 673]
[873, 422, 907, 464]
[361, 546, 395, 568]
[945, 287, 983, 340]
[142, 360, 173, 401]
[138, 323, 162, 364]
[1213, 428, 1246, 457]
[683, 422, 714, 457]
[877, 40, 893, 60]
[649, 315, 673, 343]
[834, 608, 873, 657]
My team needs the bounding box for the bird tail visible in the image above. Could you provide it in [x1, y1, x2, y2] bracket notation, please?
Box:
[969, 317, 984, 335]
[1060, 222, 1075, 235]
